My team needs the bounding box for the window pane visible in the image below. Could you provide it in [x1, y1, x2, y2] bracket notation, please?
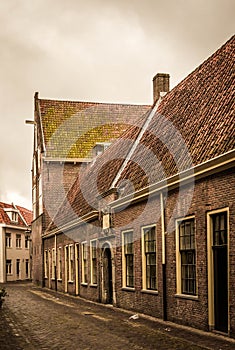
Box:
[212, 213, 227, 246]
[179, 219, 196, 295]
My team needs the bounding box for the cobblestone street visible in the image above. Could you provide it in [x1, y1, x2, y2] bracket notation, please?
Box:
[1, 283, 235, 350]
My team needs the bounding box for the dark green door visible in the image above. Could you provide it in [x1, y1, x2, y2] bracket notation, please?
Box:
[103, 247, 113, 304]
[212, 212, 228, 333]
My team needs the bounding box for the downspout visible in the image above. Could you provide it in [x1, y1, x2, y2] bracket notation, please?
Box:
[160, 192, 167, 321]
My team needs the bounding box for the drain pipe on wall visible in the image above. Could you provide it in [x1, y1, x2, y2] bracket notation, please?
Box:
[160, 191, 167, 321]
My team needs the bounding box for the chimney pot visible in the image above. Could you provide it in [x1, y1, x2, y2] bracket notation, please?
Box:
[153, 73, 170, 104]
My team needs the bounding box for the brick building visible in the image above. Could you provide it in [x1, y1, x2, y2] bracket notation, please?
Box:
[31, 93, 151, 284]
[32, 35, 235, 337]
[0, 202, 32, 282]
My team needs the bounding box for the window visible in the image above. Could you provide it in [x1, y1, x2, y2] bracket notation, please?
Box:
[5, 209, 18, 223]
[25, 236, 30, 249]
[25, 259, 29, 278]
[69, 245, 74, 282]
[44, 250, 48, 278]
[32, 185, 37, 220]
[93, 142, 111, 157]
[16, 234, 21, 248]
[90, 240, 97, 285]
[122, 231, 134, 288]
[12, 211, 18, 222]
[81, 242, 88, 284]
[38, 176, 43, 215]
[52, 248, 56, 279]
[6, 260, 12, 275]
[16, 259, 20, 279]
[177, 218, 196, 295]
[142, 226, 157, 290]
[212, 212, 227, 246]
[6, 233, 11, 248]
[57, 247, 62, 280]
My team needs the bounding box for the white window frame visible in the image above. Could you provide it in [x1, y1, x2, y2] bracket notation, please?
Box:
[90, 240, 97, 285]
[16, 234, 22, 248]
[6, 259, 12, 275]
[81, 242, 88, 284]
[32, 185, 37, 220]
[176, 216, 197, 297]
[44, 250, 48, 278]
[141, 225, 157, 291]
[52, 248, 56, 280]
[6, 232, 12, 248]
[122, 230, 134, 289]
[38, 175, 43, 215]
[68, 244, 74, 282]
[57, 247, 62, 281]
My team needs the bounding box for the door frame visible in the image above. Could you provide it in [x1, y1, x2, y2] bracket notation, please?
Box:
[101, 242, 115, 305]
[207, 207, 230, 333]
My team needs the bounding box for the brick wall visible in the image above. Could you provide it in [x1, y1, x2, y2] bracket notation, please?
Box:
[40, 167, 235, 336]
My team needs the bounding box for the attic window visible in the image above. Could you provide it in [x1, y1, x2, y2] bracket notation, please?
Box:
[93, 142, 111, 157]
[4, 209, 19, 223]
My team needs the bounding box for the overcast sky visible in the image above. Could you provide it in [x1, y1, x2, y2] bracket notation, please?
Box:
[0, 0, 234, 210]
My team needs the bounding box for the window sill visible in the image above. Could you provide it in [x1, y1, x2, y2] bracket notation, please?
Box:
[175, 293, 199, 301]
[141, 289, 159, 295]
[81, 283, 88, 287]
[121, 287, 135, 292]
[68, 280, 74, 284]
[90, 284, 98, 288]
[57, 279, 62, 282]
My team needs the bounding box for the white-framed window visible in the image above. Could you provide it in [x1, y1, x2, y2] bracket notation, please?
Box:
[81, 242, 88, 284]
[32, 185, 37, 220]
[122, 230, 134, 288]
[57, 247, 62, 280]
[142, 225, 157, 290]
[6, 233, 12, 248]
[5, 209, 18, 223]
[38, 175, 43, 215]
[90, 240, 97, 285]
[16, 234, 21, 248]
[52, 248, 56, 279]
[6, 259, 12, 275]
[44, 250, 48, 278]
[176, 217, 196, 296]
[93, 142, 111, 157]
[25, 259, 30, 278]
[69, 244, 74, 282]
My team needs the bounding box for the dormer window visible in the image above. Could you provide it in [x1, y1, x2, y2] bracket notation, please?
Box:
[93, 142, 111, 157]
[4, 209, 19, 223]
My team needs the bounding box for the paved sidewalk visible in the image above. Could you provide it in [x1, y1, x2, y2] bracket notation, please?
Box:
[1, 282, 235, 349]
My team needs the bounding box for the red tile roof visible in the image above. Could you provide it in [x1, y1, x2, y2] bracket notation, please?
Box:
[117, 35, 235, 194]
[47, 35, 235, 232]
[0, 202, 32, 227]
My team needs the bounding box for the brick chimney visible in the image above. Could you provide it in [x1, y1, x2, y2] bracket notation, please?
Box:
[153, 73, 170, 104]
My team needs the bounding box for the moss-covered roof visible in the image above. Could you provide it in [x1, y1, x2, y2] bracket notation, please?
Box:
[37, 99, 151, 158]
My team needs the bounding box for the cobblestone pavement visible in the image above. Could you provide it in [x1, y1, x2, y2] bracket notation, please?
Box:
[1, 283, 235, 350]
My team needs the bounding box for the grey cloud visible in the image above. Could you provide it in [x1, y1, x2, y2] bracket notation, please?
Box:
[0, 0, 234, 208]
